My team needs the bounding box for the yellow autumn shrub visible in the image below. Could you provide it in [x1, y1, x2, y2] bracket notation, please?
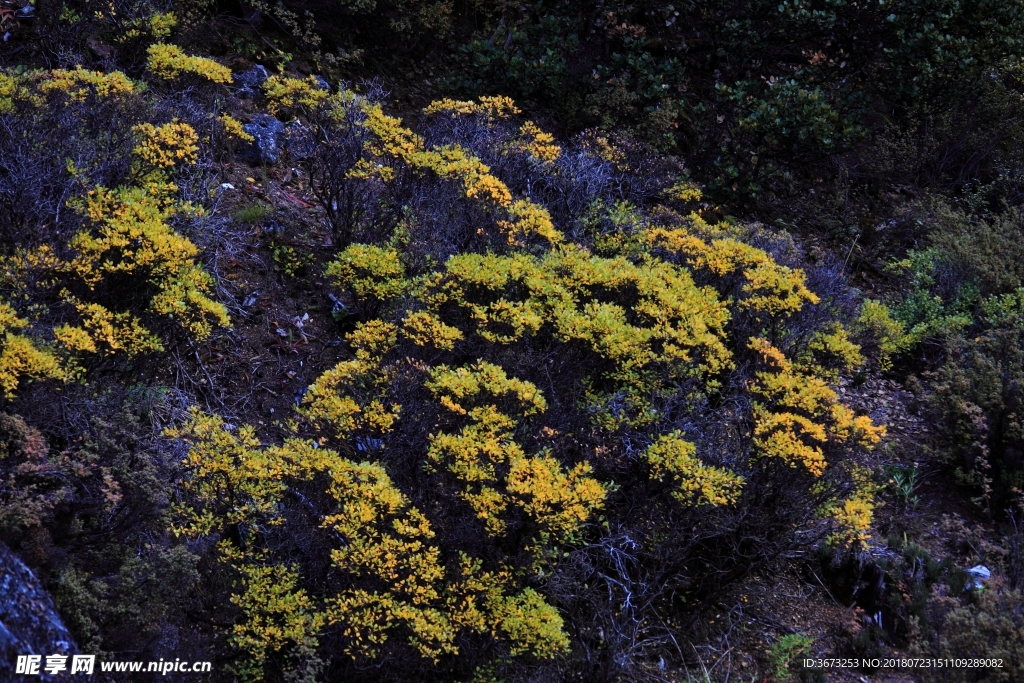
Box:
[299, 90, 562, 246]
[298, 321, 401, 434]
[423, 95, 522, 119]
[169, 409, 571, 678]
[424, 361, 605, 538]
[818, 464, 881, 546]
[48, 182, 229, 351]
[146, 44, 232, 84]
[262, 75, 330, 113]
[325, 243, 409, 303]
[0, 66, 228, 374]
[132, 121, 199, 169]
[510, 121, 561, 163]
[645, 224, 820, 316]
[165, 90, 888, 679]
[110, 9, 179, 43]
[397, 244, 731, 428]
[216, 114, 255, 142]
[0, 302, 67, 399]
[38, 67, 137, 101]
[748, 338, 884, 477]
[228, 561, 327, 681]
[642, 432, 744, 506]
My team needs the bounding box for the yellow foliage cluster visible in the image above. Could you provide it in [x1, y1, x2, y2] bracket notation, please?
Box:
[663, 180, 704, 203]
[425, 361, 605, 538]
[505, 455, 606, 538]
[821, 464, 880, 547]
[146, 11, 179, 38]
[228, 562, 325, 680]
[402, 310, 464, 350]
[146, 44, 232, 84]
[647, 223, 872, 378]
[357, 100, 562, 245]
[54, 184, 228, 349]
[802, 323, 864, 381]
[133, 121, 199, 169]
[421, 98, 479, 116]
[0, 69, 228, 372]
[423, 97, 559, 162]
[38, 67, 137, 102]
[298, 321, 401, 434]
[425, 359, 547, 415]
[499, 199, 563, 244]
[511, 121, 562, 163]
[645, 225, 820, 316]
[55, 297, 162, 355]
[1, 68, 136, 113]
[325, 238, 736, 433]
[577, 131, 628, 169]
[0, 72, 27, 113]
[325, 243, 408, 302]
[216, 114, 255, 142]
[749, 338, 884, 477]
[262, 75, 330, 113]
[0, 303, 67, 400]
[642, 433, 744, 506]
[473, 582, 571, 657]
[170, 409, 571, 677]
[423, 95, 522, 119]
[407, 245, 730, 427]
[111, 10, 178, 43]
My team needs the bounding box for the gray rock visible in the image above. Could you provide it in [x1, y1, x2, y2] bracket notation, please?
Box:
[313, 75, 330, 91]
[235, 64, 269, 89]
[284, 120, 316, 160]
[234, 65, 269, 99]
[238, 114, 285, 165]
[0, 542, 78, 682]
[967, 564, 991, 589]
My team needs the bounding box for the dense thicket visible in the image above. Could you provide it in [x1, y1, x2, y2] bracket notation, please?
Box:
[51, 0, 1021, 206]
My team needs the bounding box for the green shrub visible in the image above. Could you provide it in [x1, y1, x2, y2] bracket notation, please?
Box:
[829, 534, 969, 657]
[887, 247, 978, 344]
[884, 202, 1024, 344]
[233, 202, 273, 224]
[271, 242, 313, 277]
[884, 464, 922, 509]
[879, 200, 1024, 505]
[768, 633, 815, 682]
[2, 389, 201, 660]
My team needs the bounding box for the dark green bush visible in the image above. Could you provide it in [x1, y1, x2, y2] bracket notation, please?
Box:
[911, 581, 1024, 683]
[879, 200, 1024, 505]
[926, 317, 1024, 508]
[29, 0, 1024, 216]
